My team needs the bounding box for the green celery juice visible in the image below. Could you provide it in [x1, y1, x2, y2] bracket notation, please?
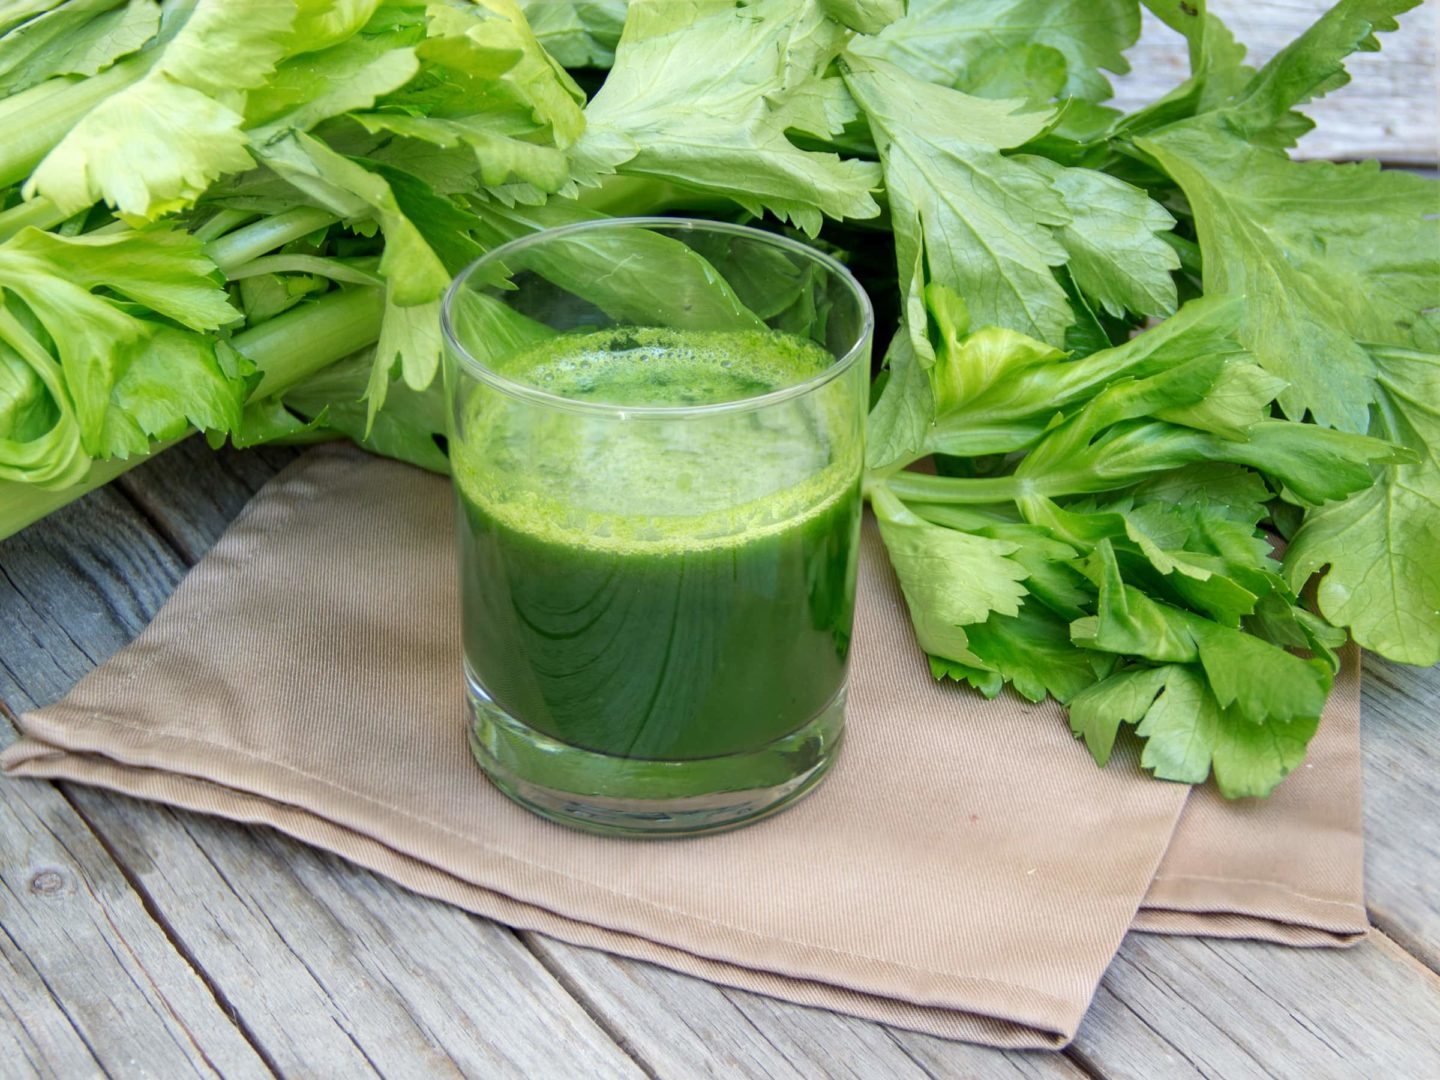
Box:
[454, 327, 862, 764]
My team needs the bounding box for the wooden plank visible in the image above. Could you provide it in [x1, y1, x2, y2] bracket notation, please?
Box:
[889, 1026, 1096, 1080]
[0, 765, 272, 1080]
[1072, 929, 1440, 1079]
[1360, 656, 1440, 972]
[67, 791, 644, 1079]
[0, 484, 185, 704]
[524, 934, 1087, 1079]
[0, 490, 272, 1079]
[2, 453, 646, 1079]
[1112, 0, 1438, 163]
[527, 923, 1440, 1080]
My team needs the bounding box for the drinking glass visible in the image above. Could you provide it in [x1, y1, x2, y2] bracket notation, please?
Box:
[442, 217, 871, 836]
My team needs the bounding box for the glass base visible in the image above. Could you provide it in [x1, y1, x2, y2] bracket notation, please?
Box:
[465, 673, 846, 837]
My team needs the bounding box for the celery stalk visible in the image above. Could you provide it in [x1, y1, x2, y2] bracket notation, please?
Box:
[0, 55, 155, 187]
[0, 438, 187, 536]
[0, 288, 384, 541]
[237, 287, 382, 397]
[0, 197, 68, 241]
[206, 207, 339, 273]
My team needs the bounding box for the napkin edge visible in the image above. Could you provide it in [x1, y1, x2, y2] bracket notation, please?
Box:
[1, 734, 1076, 1050]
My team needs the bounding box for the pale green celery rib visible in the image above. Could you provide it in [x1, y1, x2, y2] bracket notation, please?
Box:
[224, 255, 384, 288]
[0, 438, 188, 541]
[238, 286, 382, 398]
[192, 208, 258, 244]
[0, 288, 385, 542]
[882, 470, 1030, 506]
[0, 54, 157, 188]
[205, 207, 340, 273]
[0, 197, 69, 242]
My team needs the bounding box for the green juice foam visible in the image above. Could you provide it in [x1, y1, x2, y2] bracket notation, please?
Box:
[453, 327, 858, 553]
[506, 326, 830, 406]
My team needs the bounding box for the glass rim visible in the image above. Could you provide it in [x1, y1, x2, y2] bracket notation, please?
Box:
[440, 216, 874, 419]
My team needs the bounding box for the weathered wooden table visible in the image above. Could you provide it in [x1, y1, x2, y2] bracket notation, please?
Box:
[3, 5, 1438, 1075]
[5, 441, 1440, 1079]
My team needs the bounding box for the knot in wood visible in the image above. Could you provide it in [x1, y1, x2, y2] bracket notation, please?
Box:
[29, 869, 66, 895]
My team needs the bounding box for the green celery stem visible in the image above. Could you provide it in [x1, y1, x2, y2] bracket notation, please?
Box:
[238, 287, 382, 398]
[192, 208, 257, 243]
[882, 470, 1026, 505]
[0, 438, 187, 541]
[0, 57, 155, 188]
[206, 207, 339, 273]
[0, 197, 68, 241]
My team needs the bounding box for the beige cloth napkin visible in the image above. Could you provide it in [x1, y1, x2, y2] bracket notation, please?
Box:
[1, 444, 1366, 1049]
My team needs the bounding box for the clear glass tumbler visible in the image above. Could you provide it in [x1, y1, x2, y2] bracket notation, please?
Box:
[442, 218, 871, 836]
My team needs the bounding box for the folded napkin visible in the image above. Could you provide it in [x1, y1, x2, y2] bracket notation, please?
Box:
[1, 444, 1366, 1048]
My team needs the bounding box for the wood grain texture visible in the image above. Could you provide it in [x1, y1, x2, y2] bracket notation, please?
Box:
[115, 440, 301, 566]
[0, 711, 269, 1079]
[66, 791, 644, 1079]
[1361, 656, 1440, 972]
[0, 487, 271, 1078]
[0, 484, 184, 710]
[1073, 930, 1440, 1080]
[1111, 1, 1438, 163]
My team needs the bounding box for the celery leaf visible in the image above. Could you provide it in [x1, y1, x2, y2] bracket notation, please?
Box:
[1286, 347, 1440, 666]
[0, 0, 159, 95]
[861, 0, 1140, 102]
[843, 54, 1072, 344]
[574, 0, 881, 235]
[1138, 124, 1440, 431]
[520, 0, 626, 68]
[1018, 156, 1179, 320]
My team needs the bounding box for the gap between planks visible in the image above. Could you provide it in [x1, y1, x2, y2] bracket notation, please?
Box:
[515, 930, 663, 1080]
[54, 771, 287, 1079]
